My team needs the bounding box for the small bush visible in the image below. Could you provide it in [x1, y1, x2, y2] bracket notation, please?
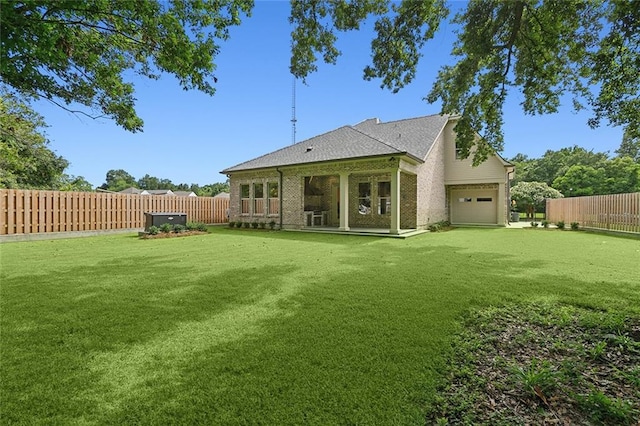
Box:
[577, 390, 636, 424]
[251, 221, 259, 229]
[269, 220, 276, 230]
[243, 222, 251, 229]
[148, 226, 159, 235]
[541, 220, 549, 228]
[187, 221, 208, 231]
[428, 220, 451, 232]
[428, 223, 441, 232]
[571, 222, 580, 230]
[173, 224, 186, 233]
[259, 222, 266, 229]
[159, 223, 173, 233]
[530, 222, 539, 228]
[235, 221, 243, 228]
[556, 221, 565, 230]
[228, 221, 235, 228]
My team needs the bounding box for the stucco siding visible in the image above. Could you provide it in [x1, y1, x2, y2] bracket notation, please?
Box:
[443, 121, 508, 184]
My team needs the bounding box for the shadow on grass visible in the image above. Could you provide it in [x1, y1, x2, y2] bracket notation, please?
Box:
[90, 246, 640, 424]
[2, 231, 639, 424]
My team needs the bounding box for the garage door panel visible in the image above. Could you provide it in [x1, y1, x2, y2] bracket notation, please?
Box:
[451, 189, 497, 224]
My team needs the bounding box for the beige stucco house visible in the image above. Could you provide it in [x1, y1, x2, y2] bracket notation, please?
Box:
[221, 114, 514, 233]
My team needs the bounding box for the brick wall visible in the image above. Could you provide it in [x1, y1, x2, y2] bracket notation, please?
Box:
[229, 156, 439, 230]
[415, 130, 447, 227]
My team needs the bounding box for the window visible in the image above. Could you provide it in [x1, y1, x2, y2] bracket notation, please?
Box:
[240, 184, 250, 214]
[477, 197, 493, 202]
[455, 145, 463, 160]
[254, 183, 264, 214]
[268, 182, 279, 215]
[458, 197, 472, 203]
[358, 182, 371, 215]
[378, 181, 391, 215]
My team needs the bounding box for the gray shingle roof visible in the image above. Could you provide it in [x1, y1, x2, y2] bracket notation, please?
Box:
[221, 114, 450, 173]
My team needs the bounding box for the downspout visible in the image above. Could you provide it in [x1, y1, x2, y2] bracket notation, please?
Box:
[277, 168, 283, 230]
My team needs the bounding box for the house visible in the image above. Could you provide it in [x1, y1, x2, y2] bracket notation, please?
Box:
[118, 187, 150, 195]
[213, 192, 230, 199]
[173, 191, 197, 197]
[146, 189, 175, 196]
[221, 114, 514, 233]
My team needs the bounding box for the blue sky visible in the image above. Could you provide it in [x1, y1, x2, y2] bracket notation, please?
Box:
[35, 1, 624, 188]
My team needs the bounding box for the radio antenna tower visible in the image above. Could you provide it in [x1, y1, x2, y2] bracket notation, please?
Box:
[291, 76, 297, 145]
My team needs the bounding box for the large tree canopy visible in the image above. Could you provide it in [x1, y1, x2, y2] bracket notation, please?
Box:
[0, 92, 69, 189]
[1, 0, 637, 164]
[290, 0, 639, 164]
[0, 0, 253, 132]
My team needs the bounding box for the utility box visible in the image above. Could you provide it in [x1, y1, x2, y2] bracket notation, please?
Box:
[144, 212, 187, 231]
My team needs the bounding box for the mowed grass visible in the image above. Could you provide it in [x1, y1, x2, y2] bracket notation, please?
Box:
[1, 227, 639, 424]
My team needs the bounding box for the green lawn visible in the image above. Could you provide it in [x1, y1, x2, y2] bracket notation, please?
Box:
[1, 227, 638, 424]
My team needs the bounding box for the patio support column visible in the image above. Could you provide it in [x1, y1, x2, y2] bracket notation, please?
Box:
[390, 168, 400, 234]
[339, 172, 350, 231]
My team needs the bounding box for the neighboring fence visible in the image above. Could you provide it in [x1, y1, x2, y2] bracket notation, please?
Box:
[546, 192, 640, 234]
[0, 189, 229, 236]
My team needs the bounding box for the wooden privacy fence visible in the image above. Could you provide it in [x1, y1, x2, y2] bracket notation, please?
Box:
[546, 192, 640, 234]
[0, 189, 229, 236]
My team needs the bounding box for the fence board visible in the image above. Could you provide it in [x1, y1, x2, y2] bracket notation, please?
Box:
[0, 190, 229, 235]
[546, 192, 640, 234]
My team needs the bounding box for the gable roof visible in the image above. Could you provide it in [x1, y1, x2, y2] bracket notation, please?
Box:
[221, 114, 451, 173]
[146, 189, 175, 195]
[173, 191, 197, 197]
[119, 187, 149, 195]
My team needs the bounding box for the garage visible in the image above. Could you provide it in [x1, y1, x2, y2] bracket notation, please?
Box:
[450, 188, 498, 224]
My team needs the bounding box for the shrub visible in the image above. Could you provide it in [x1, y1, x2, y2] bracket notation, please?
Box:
[259, 222, 266, 229]
[243, 222, 250, 229]
[428, 220, 451, 232]
[556, 221, 565, 230]
[530, 222, 539, 228]
[148, 225, 159, 235]
[228, 221, 235, 228]
[251, 221, 259, 229]
[159, 223, 173, 233]
[235, 221, 243, 228]
[428, 223, 441, 232]
[269, 220, 277, 230]
[571, 222, 580, 230]
[173, 224, 186, 233]
[187, 221, 208, 231]
[541, 220, 549, 228]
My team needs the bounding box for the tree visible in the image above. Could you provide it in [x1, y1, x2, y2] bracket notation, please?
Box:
[510, 181, 563, 218]
[290, 0, 639, 164]
[99, 169, 136, 192]
[1, 1, 253, 132]
[0, 92, 69, 189]
[601, 157, 640, 194]
[532, 146, 609, 187]
[552, 165, 605, 197]
[57, 174, 94, 192]
[616, 128, 640, 161]
[199, 181, 230, 196]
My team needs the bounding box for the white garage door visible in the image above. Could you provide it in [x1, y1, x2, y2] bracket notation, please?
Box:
[451, 189, 498, 224]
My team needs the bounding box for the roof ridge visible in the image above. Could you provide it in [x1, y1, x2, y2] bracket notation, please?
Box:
[349, 125, 405, 153]
[373, 113, 448, 126]
[221, 125, 356, 171]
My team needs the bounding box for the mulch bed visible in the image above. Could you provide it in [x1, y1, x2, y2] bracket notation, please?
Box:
[139, 231, 208, 239]
[429, 302, 640, 425]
